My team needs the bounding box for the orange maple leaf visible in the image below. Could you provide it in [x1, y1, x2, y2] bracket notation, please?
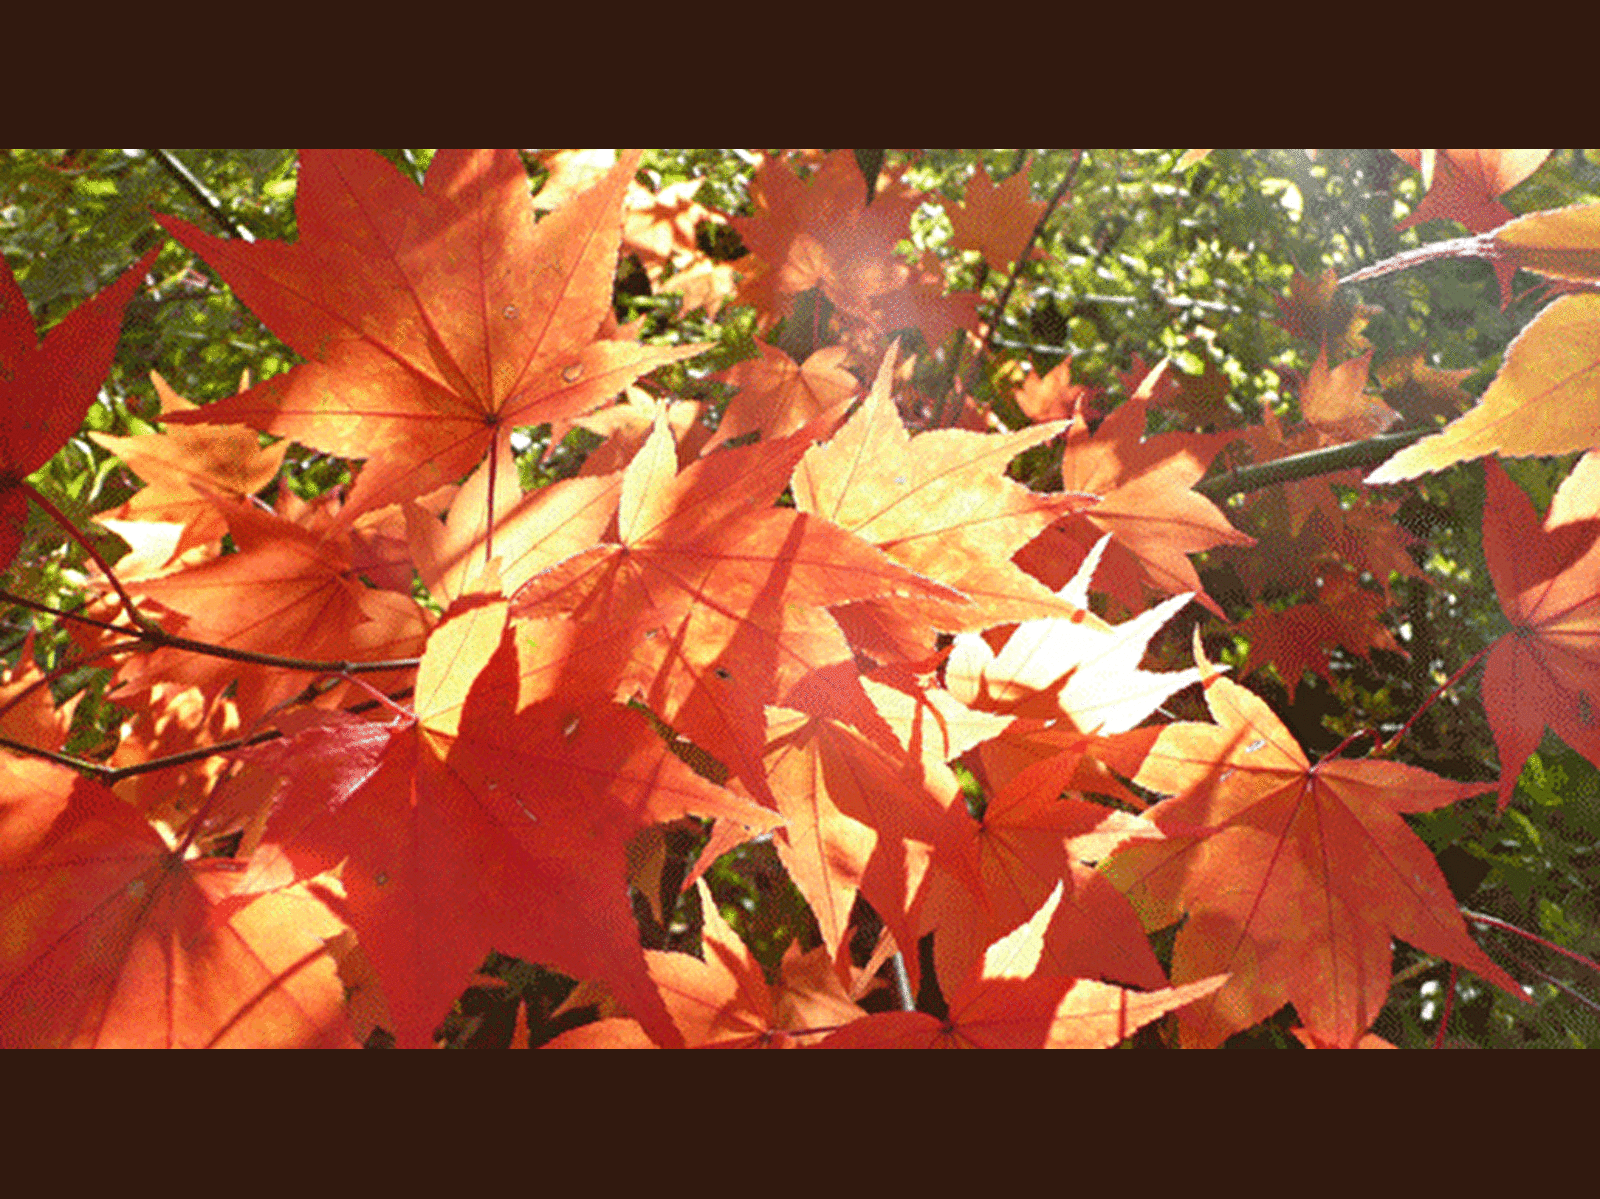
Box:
[158, 150, 702, 521]
[1014, 365, 1252, 615]
[91, 373, 288, 558]
[1368, 291, 1600, 484]
[119, 493, 428, 726]
[940, 160, 1045, 269]
[729, 150, 977, 358]
[0, 756, 359, 1048]
[1012, 355, 1100, 424]
[822, 882, 1223, 1048]
[1104, 634, 1522, 1048]
[709, 343, 860, 451]
[793, 348, 1089, 659]
[546, 887, 869, 1048]
[511, 408, 959, 797]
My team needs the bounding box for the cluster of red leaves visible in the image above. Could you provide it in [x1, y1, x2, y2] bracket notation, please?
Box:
[3, 149, 1590, 1048]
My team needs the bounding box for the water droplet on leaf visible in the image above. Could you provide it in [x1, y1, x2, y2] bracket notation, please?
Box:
[502, 304, 518, 320]
[562, 363, 583, 383]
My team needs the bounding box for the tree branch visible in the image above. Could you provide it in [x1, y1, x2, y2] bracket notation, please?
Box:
[981, 150, 1082, 360]
[149, 149, 256, 243]
[1194, 428, 1431, 501]
[0, 587, 419, 675]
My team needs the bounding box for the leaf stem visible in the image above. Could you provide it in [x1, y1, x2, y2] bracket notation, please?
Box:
[889, 951, 916, 1012]
[1433, 963, 1459, 1049]
[1379, 643, 1491, 757]
[1338, 235, 1493, 286]
[1462, 909, 1600, 978]
[22, 482, 159, 637]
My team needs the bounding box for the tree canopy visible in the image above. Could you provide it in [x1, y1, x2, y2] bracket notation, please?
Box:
[1, 149, 1596, 1048]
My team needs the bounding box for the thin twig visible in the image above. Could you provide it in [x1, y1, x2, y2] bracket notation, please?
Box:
[0, 587, 419, 675]
[149, 149, 255, 243]
[0, 682, 412, 783]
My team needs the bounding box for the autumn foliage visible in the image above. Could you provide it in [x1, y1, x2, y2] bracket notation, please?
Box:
[3, 149, 1598, 1048]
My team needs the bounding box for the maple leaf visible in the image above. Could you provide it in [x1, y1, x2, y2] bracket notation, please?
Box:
[1237, 572, 1403, 702]
[1233, 349, 1398, 542]
[1374, 351, 1474, 426]
[708, 343, 860, 451]
[946, 536, 1201, 732]
[1273, 268, 1378, 361]
[793, 347, 1089, 655]
[235, 599, 778, 1047]
[546, 886, 868, 1048]
[1394, 149, 1551, 235]
[157, 150, 702, 521]
[405, 437, 623, 606]
[939, 160, 1045, 269]
[1103, 633, 1522, 1048]
[106, 681, 240, 825]
[1013, 366, 1252, 615]
[1368, 293, 1600, 483]
[0, 633, 77, 752]
[1393, 149, 1551, 306]
[728, 151, 977, 359]
[0, 249, 157, 571]
[1012, 355, 1100, 425]
[822, 882, 1224, 1048]
[1478, 457, 1600, 810]
[0, 756, 359, 1048]
[91, 373, 288, 558]
[119, 493, 429, 727]
[758, 696, 976, 971]
[511, 406, 960, 797]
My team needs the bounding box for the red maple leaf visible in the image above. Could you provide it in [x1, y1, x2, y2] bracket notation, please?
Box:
[235, 599, 778, 1047]
[1104, 633, 1522, 1048]
[0, 756, 359, 1048]
[1479, 456, 1600, 810]
[157, 150, 702, 521]
[1394, 149, 1551, 236]
[0, 249, 157, 570]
